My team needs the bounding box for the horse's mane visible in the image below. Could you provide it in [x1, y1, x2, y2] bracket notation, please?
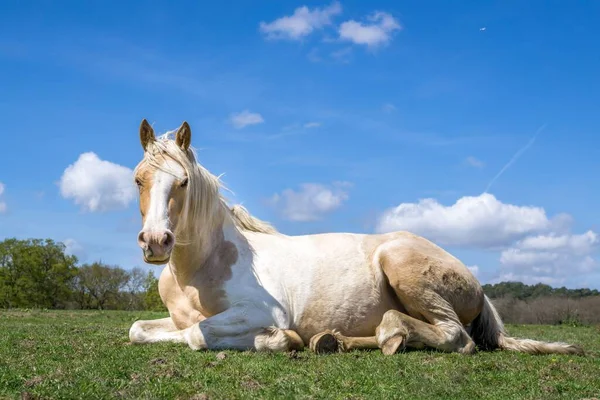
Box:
[135, 131, 278, 237]
[229, 204, 278, 234]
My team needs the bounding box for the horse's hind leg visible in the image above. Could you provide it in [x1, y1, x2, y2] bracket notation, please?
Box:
[309, 331, 379, 353]
[375, 309, 475, 355]
[310, 237, 483, 355]
[375, 239, 482, 354]
[309, 307, 474, 355]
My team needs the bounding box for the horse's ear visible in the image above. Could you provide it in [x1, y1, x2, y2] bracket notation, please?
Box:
[139, 119, 155, 151]
[175, 121, 191, 151]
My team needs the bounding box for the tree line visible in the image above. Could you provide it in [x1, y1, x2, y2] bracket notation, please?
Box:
[481, 281, 600, 326]
[0, 238, 164, 310]
[482, 281, 599, 300]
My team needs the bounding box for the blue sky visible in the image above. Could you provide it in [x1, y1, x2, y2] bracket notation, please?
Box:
[1, 1, 599, 288]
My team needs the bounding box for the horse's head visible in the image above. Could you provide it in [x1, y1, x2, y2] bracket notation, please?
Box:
[133, 119, 193, 265]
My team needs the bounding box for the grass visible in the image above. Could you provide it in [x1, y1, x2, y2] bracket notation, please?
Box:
[1, 310, 599, 400]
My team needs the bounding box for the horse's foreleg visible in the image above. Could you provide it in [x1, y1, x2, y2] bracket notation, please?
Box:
[183, 306, 304, 352]
[129, 317, 188, 344]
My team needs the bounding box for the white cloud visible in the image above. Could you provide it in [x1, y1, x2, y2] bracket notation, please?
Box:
[500, 249, 560, 267]
[376, 193, 552, 248]
[377, 189, 600, 285]
[377, 192, 599, 286]
[60, 152, 136, 212]
[259, 2, 342, 40]
[304, 122, 321, 128]
[515, 231, 598, 255]
[230, 110, 265, 129]
[0, 182, 6, 213]
[339, 12, 401, 47]
[465, 156, 485, 168]
[270, 181, 351, 221]
[497, 231, 599, 284]
[498, 252, 597, 286]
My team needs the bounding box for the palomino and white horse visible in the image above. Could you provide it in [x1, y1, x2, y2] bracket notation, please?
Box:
[129, 119, 583, 356]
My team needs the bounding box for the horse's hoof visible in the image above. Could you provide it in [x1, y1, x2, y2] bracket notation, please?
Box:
[309, 331, 340, 354]
[381, 335, 404, 355]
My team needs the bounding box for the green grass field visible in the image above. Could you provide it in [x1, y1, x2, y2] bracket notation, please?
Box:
[1, 310, 599, 400]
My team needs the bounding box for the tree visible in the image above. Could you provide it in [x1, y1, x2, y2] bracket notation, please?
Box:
[0, 237, 171, 311]
[75, 262, 130, 309]
[124, 267, 147, 310]
[0, 238, 78, 308]
[143, 271, 166, 311]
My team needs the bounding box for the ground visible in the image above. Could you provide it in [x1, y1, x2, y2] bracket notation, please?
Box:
[1, 310, 599, 400]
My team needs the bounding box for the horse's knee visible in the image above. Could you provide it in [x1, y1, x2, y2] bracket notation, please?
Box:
[376, 310, 409, 353]
[377, 310, 408, 333]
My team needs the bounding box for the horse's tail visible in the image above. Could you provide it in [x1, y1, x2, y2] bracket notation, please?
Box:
[469, 295, 584, 355]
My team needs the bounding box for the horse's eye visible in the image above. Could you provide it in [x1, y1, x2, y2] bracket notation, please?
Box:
[135, 179, 142, 188]
[180, 178, 188, 188]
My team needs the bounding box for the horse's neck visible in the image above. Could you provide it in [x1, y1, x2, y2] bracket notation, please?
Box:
[169, 215, 238, 284]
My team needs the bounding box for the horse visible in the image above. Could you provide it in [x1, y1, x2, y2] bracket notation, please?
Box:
[129, 119, 584, 356]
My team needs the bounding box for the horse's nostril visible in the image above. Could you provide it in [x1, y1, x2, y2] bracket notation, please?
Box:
[137, 231, 148, 247]
[162, 232, 175, 248]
